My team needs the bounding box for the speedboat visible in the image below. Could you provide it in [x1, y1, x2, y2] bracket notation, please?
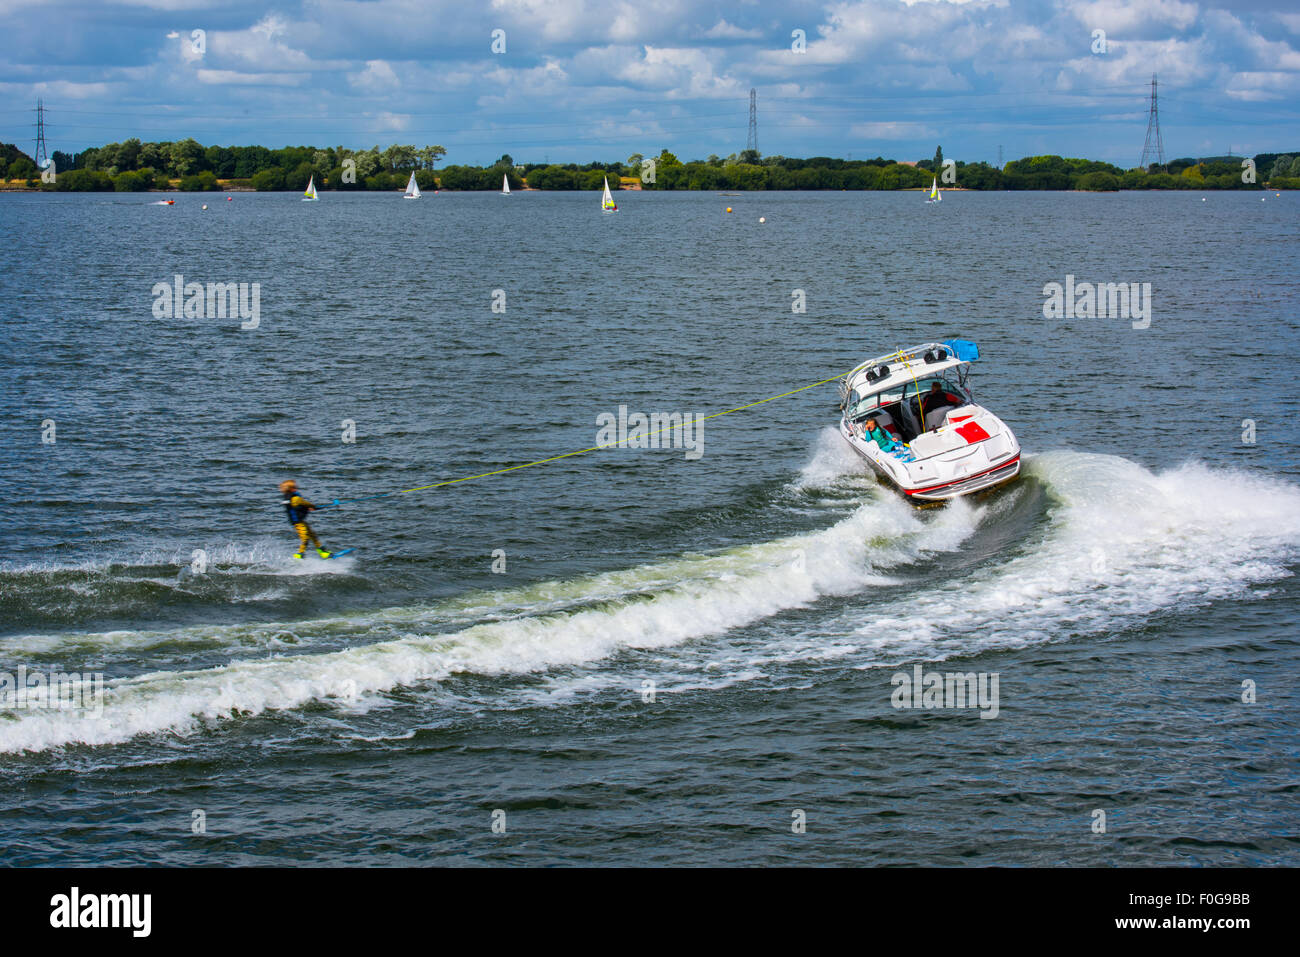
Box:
[837, 340, 1020, 503]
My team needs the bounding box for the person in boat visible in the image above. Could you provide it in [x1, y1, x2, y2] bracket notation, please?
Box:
[920, 381, 963, 431]
[863, 418, 914, 460]
[280, 480, 331, 559]
[927, 381, 962, 407]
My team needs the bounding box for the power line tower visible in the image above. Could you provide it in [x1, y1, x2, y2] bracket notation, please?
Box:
[34, 98, 49, 168]
[1139, 73, 1164, 171]
[997, 145, 1003, 169]
[746, 88, 758, 154]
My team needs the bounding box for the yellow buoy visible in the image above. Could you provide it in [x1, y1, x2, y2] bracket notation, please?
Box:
[726, 207, 731, 213]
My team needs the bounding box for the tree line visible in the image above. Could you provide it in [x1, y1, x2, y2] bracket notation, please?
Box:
[30, 139, 449, 192]
[3, 137, 1297, 192]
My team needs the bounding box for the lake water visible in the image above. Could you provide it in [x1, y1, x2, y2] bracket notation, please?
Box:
[0, 189, 1297, 865]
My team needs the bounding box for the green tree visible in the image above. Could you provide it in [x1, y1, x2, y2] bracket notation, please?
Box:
[167, 138, 205, 176]
[417, 145, 447, 169]
[284, 161, 317, 191]
[251, 167, 286, 190]
[354, 148, 381, 178]
[55, 169, 113, 191]
[118, 138, 142, 170]
[232, 145, 272, 177]
[382, 144, 418, 170]
[139, 142, 167, 171]
[114, 171, 147, 191]
[1077, 171, 1120, 191]
[525, 165, 579, 189]
[205, 145, 235, 177]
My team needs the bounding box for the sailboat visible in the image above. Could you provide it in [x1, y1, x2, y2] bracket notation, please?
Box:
[303, 175, 318, 201]
[925, 176, 941, 203]
[501, 173, 511, 195]
[404, 171, 421, 199]
[601, 176, 617, 213]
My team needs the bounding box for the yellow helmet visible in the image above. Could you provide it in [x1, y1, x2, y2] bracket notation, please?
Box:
[279, 480, 297, 494]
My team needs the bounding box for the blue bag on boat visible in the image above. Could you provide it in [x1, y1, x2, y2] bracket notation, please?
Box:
[942, 339, 980, 362]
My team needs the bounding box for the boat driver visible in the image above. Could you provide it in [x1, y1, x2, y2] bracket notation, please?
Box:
[920, 381, 963, 431]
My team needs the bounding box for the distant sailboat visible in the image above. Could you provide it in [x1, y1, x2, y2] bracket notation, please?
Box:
[926, 176, 941, 203]
[404, 171, 421, 199]
[303, 175, 318, 201]
[601, 176, 617, 212]
[501, 173, 511, 195]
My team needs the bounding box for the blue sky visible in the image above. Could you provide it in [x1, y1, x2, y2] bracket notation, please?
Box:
[3, 0, 1298, 167]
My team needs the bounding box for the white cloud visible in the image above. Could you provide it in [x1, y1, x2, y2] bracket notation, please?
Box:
[195, 69, 306, 86]
[370, 111, 411, 131]
[30, 79, 111, 98]
[349, 59, 400, 92]
[1224, 70, 1300, 101]
[212, 15, 319, 71]
[1066, 0, 1199, 35]
[615, 46, 743, 99]
[703, 19, 763, 40]
[850, 121, 938, 138]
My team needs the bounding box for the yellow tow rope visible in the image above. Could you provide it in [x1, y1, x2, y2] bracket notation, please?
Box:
[316, 369, 852, 510]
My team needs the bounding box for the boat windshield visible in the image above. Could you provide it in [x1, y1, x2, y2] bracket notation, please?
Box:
[904, 376, 969, 402]
[847, 374, 970, 420]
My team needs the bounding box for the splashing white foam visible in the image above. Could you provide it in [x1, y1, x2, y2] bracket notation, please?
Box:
[2, 452, 1296, 754]
[0, 488, 976, 753]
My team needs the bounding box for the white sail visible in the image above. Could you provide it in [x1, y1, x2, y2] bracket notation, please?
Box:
[601, 176, 615, 210]
[304, 175, 317, 200]
[502, 173, 510, 194]
[405, 171, 421, 198]
[929, 177, 938, 201]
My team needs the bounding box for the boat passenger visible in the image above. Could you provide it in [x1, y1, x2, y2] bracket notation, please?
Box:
[864, 418, 913, 459]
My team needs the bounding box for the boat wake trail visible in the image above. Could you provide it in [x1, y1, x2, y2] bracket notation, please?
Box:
[1, 449, 1297, 754]
[805, 452, 1300, 666]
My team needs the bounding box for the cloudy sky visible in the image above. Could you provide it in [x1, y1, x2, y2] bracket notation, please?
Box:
[3, 0, 1297, 166]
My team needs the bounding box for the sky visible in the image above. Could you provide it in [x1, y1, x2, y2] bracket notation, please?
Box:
[2, 0, 1298, 167]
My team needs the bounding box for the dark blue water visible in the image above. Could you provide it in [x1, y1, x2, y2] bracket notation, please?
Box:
[1, 189, 1297, 864]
